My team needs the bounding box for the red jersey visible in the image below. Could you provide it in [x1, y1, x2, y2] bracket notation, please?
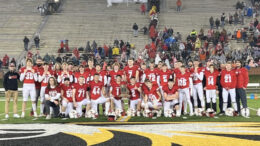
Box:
[220, 69, 237, 89]
[88, 81, 104, 100]
[61, 84, 73, 102]
[144, 84, 160, 102]
[39, 70, 53, 87]
[19, 67, 37, 84]
[94, 70, 107, 85]
[158, 70, 172, 86]
[144, 69, 158, 84]
[163, 85, 178, 101]
[72, 83, 88, 102]
[110, 81, 126, 100]
[45, 86, 61, 100]
[74, 72, 89, 84]
[172, 68, 181, 75]
[127, 83, 141, 100]
[58, 71, 73, 84]
[204, 70, 219, 90]
[176, 72, 191, 89]
[109, 70, 124, 85]
[235, 67, 249, 88]
[124, 65, 139, 82]
[85, 67, 96, 80]
[190, 67, 204, 84]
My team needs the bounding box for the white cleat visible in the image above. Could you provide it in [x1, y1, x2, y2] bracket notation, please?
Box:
[33, 112, 38, 118]
[46, 115, 51, 120]
[190, 112, 194, 116]
[13, 114, 20, 118]
[38, 114, 44, 117]
[137, 111, 141, 117]
[21, 113, 25, 118]
[5, 114, 9, 119]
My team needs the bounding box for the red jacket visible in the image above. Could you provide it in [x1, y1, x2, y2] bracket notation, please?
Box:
[236, 67, 249, 88]
[220, 69, 237, 89]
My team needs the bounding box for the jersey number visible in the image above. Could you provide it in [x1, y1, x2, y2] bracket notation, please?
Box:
[178, 78, 187, 86]
[224, 74, 231, 83]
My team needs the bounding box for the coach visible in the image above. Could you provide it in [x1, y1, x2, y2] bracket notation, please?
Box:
[235, 60, 249, 114]
[3, 62, 20, 119]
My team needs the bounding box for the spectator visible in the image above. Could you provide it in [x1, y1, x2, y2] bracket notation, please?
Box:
[34, 35, 40, 50]
[140, 3, 146, 15]
[85, 41, 91, 53]
[221, 13, 225, 27]
[228, 13, 233, 25]
[3, 62, 20, 119]
[23, 36, 30, 51]
[133, 23, 139, 37]
[43, 53, 51, 63]
[176, 0, 182, 12]
[209, 16, 214, 29]
[215, 18, 220, 29]
[234, 12, 239, 25]
[112, 46, 120, 56]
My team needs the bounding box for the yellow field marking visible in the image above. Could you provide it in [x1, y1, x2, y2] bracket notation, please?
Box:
[124, 116, 131, 122]
[64, 128, 113, 145]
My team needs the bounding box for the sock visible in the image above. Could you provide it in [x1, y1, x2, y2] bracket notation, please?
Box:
[212, 103, 217, 112]
[50, 107, 53, 114]
[40, 103, 44, 114]
[232, 102, 238, 111]
[206, 103, 211, 110]
[32, 103, 36, 112]
[223, 102, 227, 112]
[105, 102, 110, 114]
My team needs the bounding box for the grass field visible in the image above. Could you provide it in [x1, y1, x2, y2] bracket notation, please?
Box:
[0, 97, 260, 124]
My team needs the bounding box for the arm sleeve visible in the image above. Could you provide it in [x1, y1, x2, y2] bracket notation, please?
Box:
[104, 76, 108, 86]
[107, 77, 111, 85]
[33, 73, 38, 82]
[38, 75, 44, 82]
[141, 74, 146, 83]
[69, 75, 73, 82]
[157, 76, 161, 86]
[20, 73, 25, 81]
[243, 69, 249, 88]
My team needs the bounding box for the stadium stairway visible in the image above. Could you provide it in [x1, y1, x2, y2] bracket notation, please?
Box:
[0, 0, 46, 59]
[32, 0, 150, 55]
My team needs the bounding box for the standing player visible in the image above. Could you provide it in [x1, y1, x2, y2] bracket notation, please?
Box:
[20, 58, 38, 118]
[72, 76, 90, 117]
[108, 62, 124, 85]
[124, 58, 139, 83]
[94, 64, 108, 86]
[220, 61, 238, 114]
[176, 65, 194, 116]
[127, 77, 142, 116]
[38, 62, 53, 117]
[60, 78, 74, 117]
[88, 74, 110, 116]
[235, 60, 249, 114]
[85, 58, 96, 81]
[190, 59, 205, 111]
[163, 79, 180, 117]
[74, 65, 89, 84]
[204, 64, 219, 112]
[142, 61, 158, 85]
[57, 62, 73, 84]
[139, 62, 147, 83]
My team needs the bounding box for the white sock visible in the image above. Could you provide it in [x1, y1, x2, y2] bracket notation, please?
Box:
[105, 102, 110, 114]
[50, 107, 53, 114]
[223, 103, 227, 112]
[32, 103, 36, 112]
[40, 103, 44, 114]
[232, 102, 238, 111]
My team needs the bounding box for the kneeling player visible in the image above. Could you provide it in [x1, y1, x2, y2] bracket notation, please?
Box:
[127, 77, 142, 116]
[88, 74, 110, 117]
[60, 78, 73, 117]
[110, 75, 126, 116]
[204, 64, 219, 112]
[72, 76, 90, 117]
[142, 80, 162, 116]
[163, 79, 180, 117]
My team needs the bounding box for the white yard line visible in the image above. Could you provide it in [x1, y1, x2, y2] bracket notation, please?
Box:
[248, 107, 258, 111]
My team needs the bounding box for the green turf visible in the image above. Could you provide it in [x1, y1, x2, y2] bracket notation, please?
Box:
[0, 98, 260, 124]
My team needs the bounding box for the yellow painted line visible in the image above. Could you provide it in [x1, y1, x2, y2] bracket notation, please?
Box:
[68, 122, 260, 125]
[116, 116, 123, 122]
[64, 128, 113, 146]
[123, 116, 131, 122]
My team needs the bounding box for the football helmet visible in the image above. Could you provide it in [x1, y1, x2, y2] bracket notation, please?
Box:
[69, 110, 78, 119]
[206, 108, 215, 117]
[225, 108, 235, 116]
[241, 108, 250, 117]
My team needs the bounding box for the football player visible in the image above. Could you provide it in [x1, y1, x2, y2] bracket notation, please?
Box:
[176, 65, 194, 116]
[20, 58, 38, 118]
[88, 73, 110, 116]
[108, 62, 124, 85]
[72, 76, 90, 117]
[38, 62, 53, 117]
[110, 75, 126, 116]
[60, 78, 74, 117]
[57, 62, 73, 84]
[85, 58, 96, 80]
[124, 58, 139, 83]
[220, 61, 238, 114]
[127, 77, 142, 116]
[142, 61, 158, 85]
[163, 79, 180, 117]
[204, 64, 219, 112]
[94, 64, 108, 86]
[157, 63, 173, 100]
[190, 59, 205, 111]
[74, 65, 89, 84]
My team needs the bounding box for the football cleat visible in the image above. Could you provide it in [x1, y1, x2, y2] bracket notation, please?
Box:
[13, 114, 20, 118]
[46, 115, 51, 120]
[21, 112, 25, 118]
[69, 110, 78, 119]
[5, 114, 9, 119]
[241, 108, 250, 117]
